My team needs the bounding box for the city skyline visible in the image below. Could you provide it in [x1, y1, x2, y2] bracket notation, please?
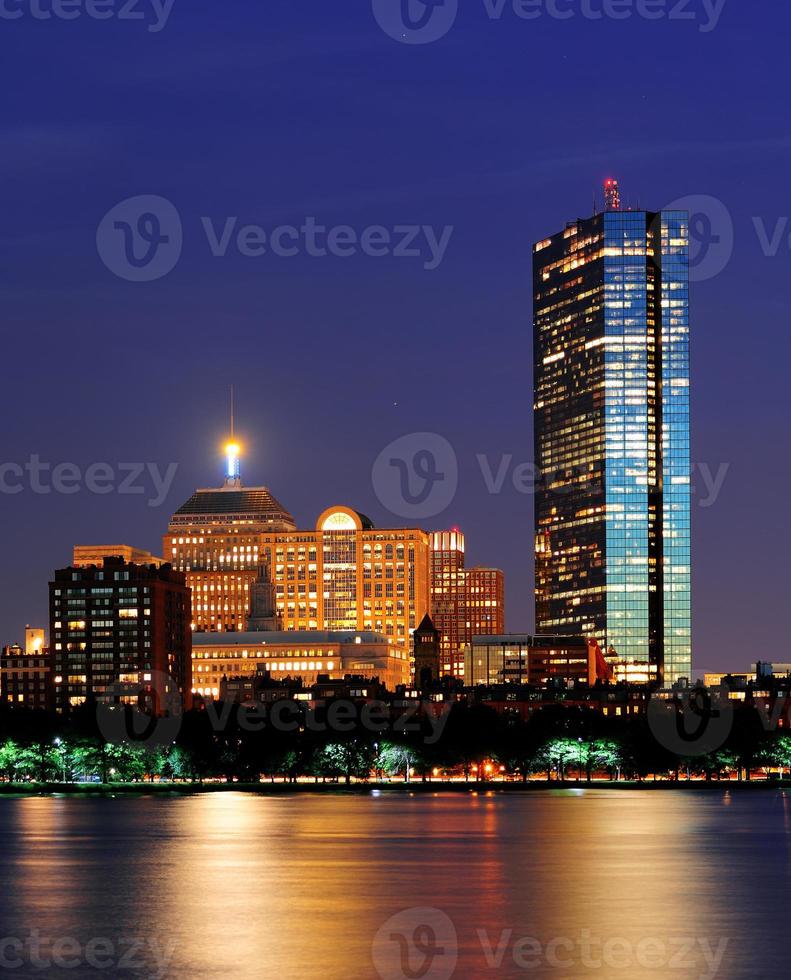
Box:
[4, 5, 787, 682]
[0, 361, 756, 678]
[4, 5, 789, 679]
[3, 8, 789, 978]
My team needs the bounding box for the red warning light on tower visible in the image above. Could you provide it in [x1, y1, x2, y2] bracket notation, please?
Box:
[604, 178, 620, 211]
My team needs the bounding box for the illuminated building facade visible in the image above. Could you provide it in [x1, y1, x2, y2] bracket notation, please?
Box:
[169, 477, 431, 653]
[25, 627, 46, 656]
[166, 462, 297, 633]
[430, 530, 505, 679]
[430, 530, 466, 676]
[466, 567, 506, 639]
[168, 440, 431, 649]
[49, 557, 192, 712]
[192, 629, 410, 697]
[262, 506, 430, 650]
[72, 545, 164, 568]
[1, 628, 51, 709]
[465, 634, 612, 688]
[533, 181, 691, 684]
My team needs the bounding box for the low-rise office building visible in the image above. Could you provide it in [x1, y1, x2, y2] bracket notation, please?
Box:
[192, 629, 411, 698]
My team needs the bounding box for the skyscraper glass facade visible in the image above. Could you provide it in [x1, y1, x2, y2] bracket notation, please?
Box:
[533, 202, 691, 684]
[660, 212, 692, 683]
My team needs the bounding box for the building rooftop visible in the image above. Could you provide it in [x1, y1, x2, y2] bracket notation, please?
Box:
[471, 634, 589, 647]
[73, 545, 164, 567]
[170, 487, 296, 528]
[193, 630, 389, 647]
[415, 613, 438, 634]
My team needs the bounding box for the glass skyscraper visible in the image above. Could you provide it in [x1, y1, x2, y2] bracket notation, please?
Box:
[533, 186, 691, 684]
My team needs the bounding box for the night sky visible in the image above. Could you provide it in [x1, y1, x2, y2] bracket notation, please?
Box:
[2, 1, 789, 673]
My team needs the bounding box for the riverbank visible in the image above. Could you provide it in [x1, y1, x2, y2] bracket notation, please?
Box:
[1, 779, 789, 796]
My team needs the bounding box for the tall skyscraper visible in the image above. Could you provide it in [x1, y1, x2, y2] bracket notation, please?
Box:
[533, 181, 691, 684]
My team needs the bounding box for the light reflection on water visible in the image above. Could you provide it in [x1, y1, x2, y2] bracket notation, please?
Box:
[1, 790, 790, 979]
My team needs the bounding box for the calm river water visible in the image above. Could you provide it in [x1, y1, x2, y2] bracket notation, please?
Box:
[1, 790, 789, 979]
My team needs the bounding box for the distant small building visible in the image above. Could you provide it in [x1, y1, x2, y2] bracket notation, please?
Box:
[219, 668, 393, 712]
[704, 671, 750, 689]
[72, 545, 164, 568]
[753, 662, 791, 680]
[465, 634, 612, 688]
[467, 683, 647, 721]
[703, 665, 791, 689]
[1, 627, 51, 710]
[413, 613, 441, 689]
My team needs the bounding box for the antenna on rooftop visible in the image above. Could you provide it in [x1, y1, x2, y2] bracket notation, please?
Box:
[604, 178, 621, 211]
[224, 386, 242, 488]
